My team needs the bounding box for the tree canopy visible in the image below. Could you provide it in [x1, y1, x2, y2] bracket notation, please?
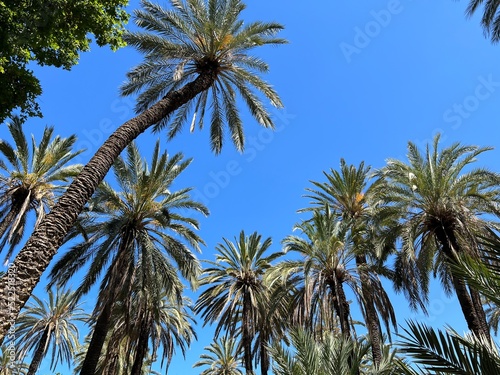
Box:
[0, 0, 129, 122]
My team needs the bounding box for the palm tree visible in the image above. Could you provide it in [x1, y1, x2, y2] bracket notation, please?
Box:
[193, 337, 245, 375]
[48, 141, 207, 375]
[276, 207, 360, 340]
[0, 116, 82, 261]
[371, 134, 500, 340]
[195, 231, 282, 375]
[251, 279, 289, 375]
[0, 0, 286, 341]
[303, 159, 397, 367]
[465, 0, 500, 43]
[13, 288, 87, 375]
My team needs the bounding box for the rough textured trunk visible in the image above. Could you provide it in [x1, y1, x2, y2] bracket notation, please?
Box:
[470, 287, 490, 339]
[27, 326, 50, 375]
[356, 255, 382, 368]
[0, 72, 216, 343]
[435, 224, 491, 340]
[330, 279, 351, 339]
[243, 293, 254, 375]
[80, 300, 113, 375]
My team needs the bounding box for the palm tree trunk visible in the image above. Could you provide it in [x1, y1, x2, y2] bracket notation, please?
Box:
[79, 300, 113, 375]
[356, 255, 382, 368]
[243, 293, 254, 375]
[260, 336, 269, 375]
[451, 275, 485, 334]
[26, 326, 50, 375]
[435, 225, 491, 340]
[80, 235, 135, 375]
[130, 313, 150, 375]
[329, 278, 360, 375]
[0, 71, 217, 343]
[470, 287, 490, 339]
[329, 279, 351, 339]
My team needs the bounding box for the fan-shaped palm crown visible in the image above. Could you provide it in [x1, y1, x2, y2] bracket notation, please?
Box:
[0, 117, 82, 261]
[372, 134, 500, 339]
[14, 288, 87, 374]
[121, 0, 286, 153]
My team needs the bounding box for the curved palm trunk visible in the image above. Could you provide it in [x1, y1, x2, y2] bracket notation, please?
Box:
[435, 225, 490, 340]
[0, 71, 217, 342]
[27, 326, 50, 375]
[356, 255, 382, 368]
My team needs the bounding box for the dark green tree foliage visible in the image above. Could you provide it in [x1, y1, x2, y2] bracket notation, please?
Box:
[0, 0, 129, 121]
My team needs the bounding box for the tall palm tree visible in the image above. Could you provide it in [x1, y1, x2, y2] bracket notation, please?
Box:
[193, 336, 245, 375]
[371, 134, 500, 340]
[0, 116, 82, 261]
[195, 231, 282, 375]
[48, 141, 207, 375]
[276, 207, 360, 340]
[251, 279, 289, 375]
[303, 159, 397, 367]
[0, 0, 286, 341]
[13, 288, 87, 375]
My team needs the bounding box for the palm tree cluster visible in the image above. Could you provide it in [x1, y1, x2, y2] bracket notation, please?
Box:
[1, 0, 500, 374]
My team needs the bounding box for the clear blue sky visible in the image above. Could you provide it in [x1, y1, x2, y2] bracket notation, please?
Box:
[4, 0, 500, 373]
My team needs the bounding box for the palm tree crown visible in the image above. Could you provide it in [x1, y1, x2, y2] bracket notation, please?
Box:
[193, 336, 245, 375]
[49, 141, 207, 374]
[0, 116, 82, 260]
[372, 134, 500, 339]
[278, 207, 359, 339]
[121, 0, 286, 153]
[195, 231, 282, 374]
[14, 288, 87, 374]
[303, 160, 397, 367]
